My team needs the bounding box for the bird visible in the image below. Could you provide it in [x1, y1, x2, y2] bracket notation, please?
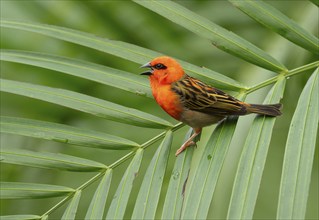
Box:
[140, 56, 282, 156]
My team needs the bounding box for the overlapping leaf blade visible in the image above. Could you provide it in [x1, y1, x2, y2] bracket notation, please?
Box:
[106, 148, 144, 220]
[0, 116, 139, 149]
[277, 69, 319, 219]
[0, 79, 172, 128]
[229, 0, 319, 54]
[227, 78, 286, 219]
[0, 148, 107, 172]
[62, 190, 82, 220]
[0, 19, 243, 91]
[0, 49, 152, 98]
[0, 182, 74, 199]
[161, 128, 194, 219]
[85, 170, 112, 220]
[133, 0, 287, 73]
[132, 131, 172, 219]
[0, 19, 156, 64]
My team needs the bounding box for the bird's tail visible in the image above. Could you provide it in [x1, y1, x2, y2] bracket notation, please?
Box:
[247, 103, 282, 116]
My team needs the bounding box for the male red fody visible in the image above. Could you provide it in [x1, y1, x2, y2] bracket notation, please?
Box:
[141, 56, 282, 156]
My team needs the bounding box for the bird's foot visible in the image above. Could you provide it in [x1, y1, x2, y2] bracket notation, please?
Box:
[175, 140, 196, 157]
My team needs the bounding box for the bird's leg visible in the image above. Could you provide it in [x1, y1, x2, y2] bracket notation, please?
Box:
[175, 128, 202, 156]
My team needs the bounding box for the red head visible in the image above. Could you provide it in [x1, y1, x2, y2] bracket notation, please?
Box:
[140, 56, 185, 85]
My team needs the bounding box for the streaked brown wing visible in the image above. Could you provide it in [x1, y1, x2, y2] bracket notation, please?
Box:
[172, 75, 247, 116]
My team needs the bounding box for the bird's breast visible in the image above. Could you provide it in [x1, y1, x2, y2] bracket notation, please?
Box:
[151, 83, 183, 121]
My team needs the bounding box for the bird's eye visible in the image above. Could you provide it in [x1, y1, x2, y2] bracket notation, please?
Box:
[153, 63, 167, 70]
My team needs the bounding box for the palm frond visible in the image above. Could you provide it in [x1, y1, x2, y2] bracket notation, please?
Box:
[1, 1, 318, 219]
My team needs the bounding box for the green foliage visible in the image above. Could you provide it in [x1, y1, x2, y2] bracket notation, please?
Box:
[1, 116, 139, 149]
[1, 50, 152, 98]
[229, 0, 319, 54]
[1, 1, 318, 219]
[132, 131, 172, 219]
[227, 78, 286, 219]
[85, 170, 112, 220]
[277, 69, 319, 219]
[0, 182, 74, 199]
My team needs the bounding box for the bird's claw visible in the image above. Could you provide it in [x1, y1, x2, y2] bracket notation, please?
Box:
[175, 141, 196, 157]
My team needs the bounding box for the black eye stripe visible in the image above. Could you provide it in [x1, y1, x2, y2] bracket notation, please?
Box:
[153, 63, 167, 70]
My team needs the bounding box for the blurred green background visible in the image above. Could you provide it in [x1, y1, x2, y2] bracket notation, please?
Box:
[1, 0, 318, 219]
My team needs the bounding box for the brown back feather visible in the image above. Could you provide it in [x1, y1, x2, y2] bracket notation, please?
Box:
[171, 75, 247, 116]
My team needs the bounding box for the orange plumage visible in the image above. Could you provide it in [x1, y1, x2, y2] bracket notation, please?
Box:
[141, 56, 282, 156]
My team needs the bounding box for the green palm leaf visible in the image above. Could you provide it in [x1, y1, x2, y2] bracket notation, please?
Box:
[1, 148, 106, 171]
[1, 182, 74, 199]
[1, 116, 139, 149]
[61, 190, 82, 220]
[161, 128, 194, 219]
[106, 148, 143, 220]
[85, 170, 112, 220]
[132, 131, 172, 219]
[227, 78, 286, 219]
[229, 0, 319, 54]
[277, 69, 318, 219]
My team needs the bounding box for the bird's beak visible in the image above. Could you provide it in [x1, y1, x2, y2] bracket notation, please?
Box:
[140, 62, 153, 76]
